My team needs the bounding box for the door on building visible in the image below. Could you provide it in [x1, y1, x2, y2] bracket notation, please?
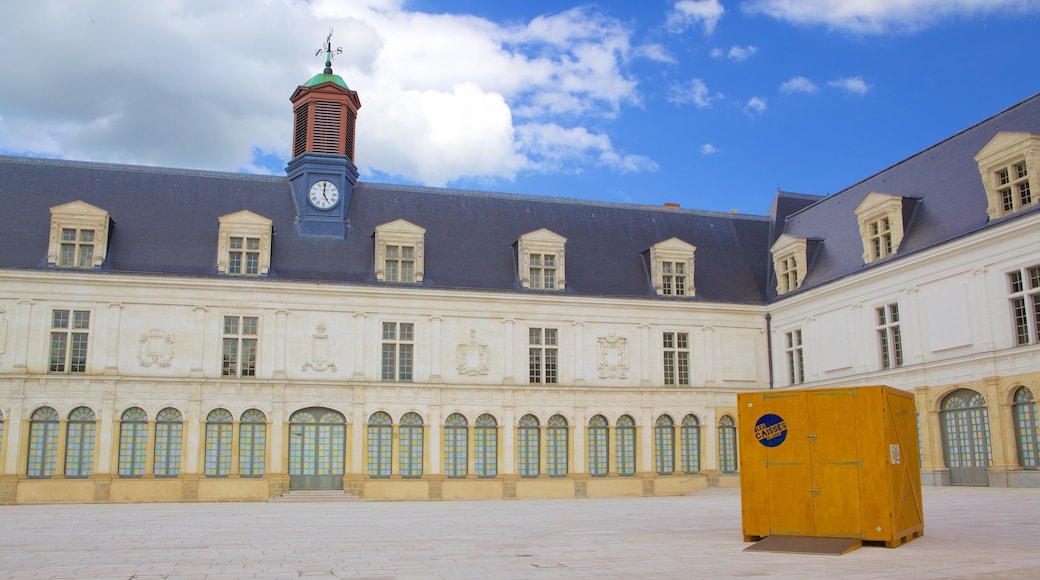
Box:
[940, 389, 991, 486]
[289, 407, 346, 490]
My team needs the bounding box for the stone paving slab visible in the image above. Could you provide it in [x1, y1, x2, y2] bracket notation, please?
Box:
[1, 486, 1038, 579]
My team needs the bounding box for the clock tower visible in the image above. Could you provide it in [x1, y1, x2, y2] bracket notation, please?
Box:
[287, 31, 361, 237]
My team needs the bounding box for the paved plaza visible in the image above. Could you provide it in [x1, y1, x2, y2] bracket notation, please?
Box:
[1, 486, 1038, 579]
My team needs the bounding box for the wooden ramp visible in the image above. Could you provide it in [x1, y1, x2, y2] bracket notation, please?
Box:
[743, 536, 862, 556]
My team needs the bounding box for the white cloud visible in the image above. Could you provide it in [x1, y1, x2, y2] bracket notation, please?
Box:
[515, 123, 657, 174]
[0, 0, 653, 187]
[746, 97, 767, 114]
[742, 0, 1038, 34]
[667, 0, 726, 34]
[710, 48, 724, 58]
[634, 44, 676, 63]
[668, 78, 716, 108]
[780, 76, 818, 94]
[700, 143, 717, 155]
[829, 77, 870, 94]
[727, 45, 758, 60]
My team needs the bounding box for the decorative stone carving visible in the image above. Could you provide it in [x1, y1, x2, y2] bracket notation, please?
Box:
[597, 332, 628, 379]
[457, 329, 489, 376]
[302, 323, 337, 372]
[138, 328, 175, 367]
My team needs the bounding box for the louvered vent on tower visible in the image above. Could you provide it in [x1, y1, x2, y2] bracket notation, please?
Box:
[292, 103, 310, 158]
[313, 101, 343, 154]
[344, 108, 357, 160]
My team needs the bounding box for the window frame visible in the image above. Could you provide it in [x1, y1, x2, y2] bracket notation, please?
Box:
[374, 219, 426, 283]
[974, 132, 1040, 219]
[1008, 264, 1040, 346]
[518, 229, 567, 291]
[770, 234, 808, 295]
[785, 329, 805, 385]
[876, 303, 904, 370]
[662, 331, 690, 386]
[381, 322, 415, 382]
[854, 192, 906, 264]
[649, 238, 696, 297]
[222, 315, 259, 377]
[217, 210, 273, 276]
[49, 309, 91, 374]
[528, 327, 559, 384]
[47, 201, 110, 269]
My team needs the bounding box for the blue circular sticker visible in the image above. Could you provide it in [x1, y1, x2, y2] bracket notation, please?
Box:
[754, 414, 788, 447]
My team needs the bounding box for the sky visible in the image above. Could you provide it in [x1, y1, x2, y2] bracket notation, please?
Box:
[1, 0, 1039, 215]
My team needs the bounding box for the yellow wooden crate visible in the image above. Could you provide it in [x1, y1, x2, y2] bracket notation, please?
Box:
[738, 385, 924, 548]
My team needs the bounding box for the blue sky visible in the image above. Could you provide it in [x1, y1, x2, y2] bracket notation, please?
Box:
[1, 1, 1039, 214]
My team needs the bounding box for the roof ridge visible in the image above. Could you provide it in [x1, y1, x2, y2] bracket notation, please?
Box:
[0, 155, 288, 183]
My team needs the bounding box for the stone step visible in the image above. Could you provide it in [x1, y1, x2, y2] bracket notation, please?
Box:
[268, 490, 360, 502]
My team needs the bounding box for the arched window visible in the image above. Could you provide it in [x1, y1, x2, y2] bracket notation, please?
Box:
[205, 408, 234, 477]
[655, 414, 675, 475]
[474, 413, 498, 477]
[1013, 387, 1039, 469]
[547, 414, 569, 477]
[681, 415, 701, 473]
[940, 389, 993, 486]
[239, 409, 266, 477]
[367, 411, 392, 478]
[154, 407, 183, 477]
[118, 407, 148, 477]
[518, 414, 540, 477]
[587, 415, 609, 477]
[616, 415, 636, 476]
[288, 408, 346, 488]
[65, 406, 96, 477]
[400, 412, 424, 477]
[28, 406, 59, 477]
[444, 413, 468, 478]
[718, 415, 737, 473]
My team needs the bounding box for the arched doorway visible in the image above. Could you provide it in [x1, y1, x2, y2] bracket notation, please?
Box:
[940, 389, 992, 486]
[289, 407, 346, 490]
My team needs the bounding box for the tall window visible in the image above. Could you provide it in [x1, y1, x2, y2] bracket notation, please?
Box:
[474, 414, 498, 477]
[65, 406, 96, 477]
[941, 390, 992, 472]
[529, 254, 557, 289]
[58, 227, 96, 268]
[444, 413, 468, 478]
[785, 329, 805, 385]
[868, 217, 894, 261]
[546, 414, 569, 477]
[616, 415, 636, 476]
[718, 416, 737, 473]
[1009, 264, 1040, 346]
[661, 261, 687, 295]
[204, 408, 234, 477]
[384, 245, 416, 283]
[239, 409, 267, 477]
[587, 415, 609, 477]
[227, 236, 261, 275]
[400, 412, 424, 477]
[222, 316, 258, 377]
[518, 414, 540, 477]
[681, 414, 701, 473]
[663, 332, 690, 385]
[382, 322, 414, 382]
[997, 162, 1032, 213]
[49, 310, 90, 373]
[1013, 387, 1039, 470]
[877, 303, 904, 369]
[529, 328, 558, 384]
[367, 412, 392, 477]
[118, 407, 148, 477]
[27, 406, 59, 477]
[655, 415, 675, 475]
[154, 407, 183, 477]
[777, 256, 799, 294]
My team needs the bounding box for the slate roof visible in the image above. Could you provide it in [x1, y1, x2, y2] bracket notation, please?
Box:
[0, 156, 772, 304]
[772, 92, 1040, 299]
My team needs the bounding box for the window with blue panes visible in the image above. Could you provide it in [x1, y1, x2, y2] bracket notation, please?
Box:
[547, 414, 568, 477]
[718, 415, 737, 473]
[444, 413, 468, 478]
[587, 415, 608, 477]
[239, 409, 266, 476]
[205, 408, 234, 476]
[474, 413, 498, 477]
[1013, 387, 1039, 469]
[400, 412, 424, 477]
[367, 412, 392, 477]
[154, 407, 183, 477]
[28, 406, 59, 477]
[118, 407, 148, 477]
[655, 414, 675, 475]
[518, 414, 540, 477]
[681, 414, 701, 473]
[65, 406, 96, 477]
[616, 415, 636, 476]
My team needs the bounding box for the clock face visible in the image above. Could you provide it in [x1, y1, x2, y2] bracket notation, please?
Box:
[308, 180, 340, 209]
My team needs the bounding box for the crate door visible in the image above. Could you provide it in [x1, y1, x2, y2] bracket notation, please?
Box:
[761, 393, 814, 536]
[807, 390, 863, 538]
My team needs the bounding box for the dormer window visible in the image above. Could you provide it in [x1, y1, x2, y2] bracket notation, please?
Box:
[649, 238, 696, 297]
[854, 193, 906, 265]
[375, 219, 425, 283]
[518, 229, 566, 291]
[217, 211, 272, 276]
[770, 234, 808, 295]
[975, 132, 1040, 219]
[48, 201, 110, 269]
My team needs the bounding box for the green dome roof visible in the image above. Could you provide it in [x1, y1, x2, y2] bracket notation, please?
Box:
[302, 72, 349, 90]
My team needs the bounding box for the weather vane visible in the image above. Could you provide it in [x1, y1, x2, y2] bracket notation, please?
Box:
[316, 28, 343, 75]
